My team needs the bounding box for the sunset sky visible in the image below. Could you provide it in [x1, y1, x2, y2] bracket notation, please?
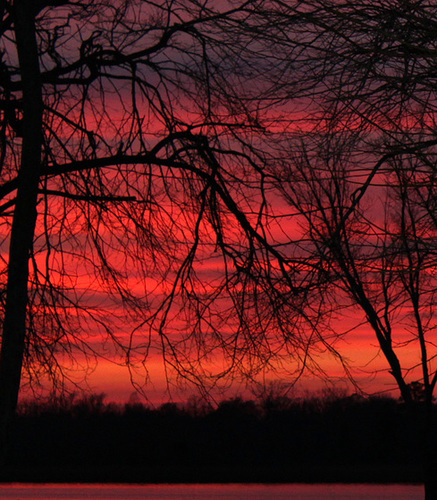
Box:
[0, 0, 434, 412]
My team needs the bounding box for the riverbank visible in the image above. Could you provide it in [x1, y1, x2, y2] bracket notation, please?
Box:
[3, 392, 428, 484]
[0, 463, 423, 484]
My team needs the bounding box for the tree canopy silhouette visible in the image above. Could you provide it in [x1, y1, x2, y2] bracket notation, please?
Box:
[0, 0, 311, 459]
[240, 1, 437, 497]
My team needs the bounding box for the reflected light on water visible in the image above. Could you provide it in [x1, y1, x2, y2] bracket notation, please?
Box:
[0, 483, 423, 500]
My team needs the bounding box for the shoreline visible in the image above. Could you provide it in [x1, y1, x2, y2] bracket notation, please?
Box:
[0, 464, 423, 485]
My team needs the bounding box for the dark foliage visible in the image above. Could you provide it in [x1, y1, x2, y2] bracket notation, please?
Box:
[2, 393, 427, 483]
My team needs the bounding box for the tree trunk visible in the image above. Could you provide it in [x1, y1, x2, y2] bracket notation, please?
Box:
[424, 471, 437, 500]
[0, 1, 42, 464]
[424, 402, 437, 500]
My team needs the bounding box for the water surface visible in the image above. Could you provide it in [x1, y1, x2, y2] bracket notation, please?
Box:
[0, 483, 423, 499]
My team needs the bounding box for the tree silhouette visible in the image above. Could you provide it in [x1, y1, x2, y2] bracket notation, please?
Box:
[0, 0, 309, 461]
[243, 1, 437, 497]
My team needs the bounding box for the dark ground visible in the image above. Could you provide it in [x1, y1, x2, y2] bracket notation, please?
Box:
[1, 392, 427, 484]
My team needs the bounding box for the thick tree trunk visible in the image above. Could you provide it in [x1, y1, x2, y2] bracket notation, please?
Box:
[0, 1, 42, 464]
[424, 471, 437, 500]
[424, 402, 437, 500]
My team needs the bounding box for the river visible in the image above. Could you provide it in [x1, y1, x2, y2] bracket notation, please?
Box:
[0, 483, 423, 499]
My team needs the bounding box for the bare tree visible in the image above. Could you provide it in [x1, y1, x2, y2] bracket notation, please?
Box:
[238, 0, 437, 496]
[0, 0, 317, 462]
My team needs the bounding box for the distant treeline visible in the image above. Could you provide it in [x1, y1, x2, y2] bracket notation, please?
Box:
[5, 392, 429, 483]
